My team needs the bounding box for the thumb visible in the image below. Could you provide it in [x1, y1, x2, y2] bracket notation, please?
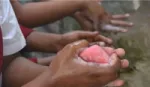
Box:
[50, 40, 89, 73]
[78, 31, 99, 41]
[109, 53, 121, 72]
[60, 40, 89, 61]
[105, 79, 124, 87]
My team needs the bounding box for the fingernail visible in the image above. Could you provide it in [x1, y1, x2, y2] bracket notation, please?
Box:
[130, 22, 133, 25]
[122, 59, 129, 68]
[115, 48, 125, 57]
[114, 80, 124, 86]
[109, 53, 117, 65]
[99, 42, 105, 47]
[125, 13, 130, 17]
[110, 54, 117, 61]
[112, 53, 117, 58]
[108, 39, 113, 44]
[122, 29, 128, 32]
[93, 31, 99, 34]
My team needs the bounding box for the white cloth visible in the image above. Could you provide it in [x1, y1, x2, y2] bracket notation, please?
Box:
[0, 0, 26, 86]
[0, 0, 26, 56]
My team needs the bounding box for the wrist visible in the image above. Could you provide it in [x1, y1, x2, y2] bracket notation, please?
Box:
[82, 0, 100, 11]
[54, 34, 64, 52]
[80, 0, 89, 11]
[22, 69, 54, 87]
[43, 69, 62, 87]
[46, 34, 63, 52]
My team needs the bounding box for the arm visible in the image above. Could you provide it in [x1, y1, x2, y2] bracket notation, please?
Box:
[21, 25, 112, 53]
[3, 57, 50, 87]
[25, 31, 61, 53]
[24, 30, 112, 53]
[20, 25, 55, 65]
[11, 0, 86, 27]
[22, 70, 53, 87]
[3, 40, 128, 87]
[20, 25, 62, 52]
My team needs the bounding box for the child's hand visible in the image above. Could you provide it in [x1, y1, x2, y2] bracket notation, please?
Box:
[56, 31, 112, 51]
[74, 5, 133, 32]
[50, 40, 128, 87]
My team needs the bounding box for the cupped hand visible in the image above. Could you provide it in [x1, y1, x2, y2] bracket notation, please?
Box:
[56, 31, 112, 51]
[50, 40, 129, 87]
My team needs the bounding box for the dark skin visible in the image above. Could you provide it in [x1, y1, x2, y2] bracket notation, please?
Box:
[4, 0, 132, 86]
[3, 30, 112, 86]
[25, 31, 112, 53]
[11, 0, 96, 27]
[74, 12, 133, 32]
[11, 0, 133, 32]
[25, 30, 112, 66]
[10, 0, 133, 66]
[3, 40, 129, 87]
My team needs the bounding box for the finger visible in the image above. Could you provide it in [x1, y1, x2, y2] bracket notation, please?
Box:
[109, 53, 121, 71]
[75, 12, 93, 31]
[110, 20, 133, 27]
[105, 79, 124, 87]
[115, 48, 125, 58]
[95, 35, 113, 44]
[111, 13, 130, 19]
[61, 40, 89, 60]
[101, 24, 128, 32]
[121, 59, 129, 68]
[93, 16, 100, 31]
[78, 31, 99, 40]
[82, 20, 93, 31]
[103, 47, 115, 55]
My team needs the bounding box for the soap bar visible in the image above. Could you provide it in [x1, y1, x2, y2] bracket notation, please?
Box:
[79, 45, 109, 63]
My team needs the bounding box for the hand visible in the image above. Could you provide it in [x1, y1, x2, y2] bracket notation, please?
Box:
[56, 31, 112, 51]
[91, 42, 129, 87]
[74, 9, 133, 32]
[80, 1, 109, 31]
[49, 40, 129, 87]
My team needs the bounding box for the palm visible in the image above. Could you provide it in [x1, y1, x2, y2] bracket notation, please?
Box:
[74, 12, 133, 32]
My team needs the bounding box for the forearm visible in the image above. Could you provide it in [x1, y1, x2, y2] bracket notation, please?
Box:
[3, 57, 49, 87]
[11, 0, 85, 27]
[22, 69, 53, 87]
[25, 31, 62, 53]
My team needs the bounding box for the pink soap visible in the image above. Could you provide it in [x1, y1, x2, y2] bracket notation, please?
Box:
[79, 45, 109, 63]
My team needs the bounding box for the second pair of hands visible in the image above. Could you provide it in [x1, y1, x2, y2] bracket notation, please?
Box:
[73, 0, 133, 32]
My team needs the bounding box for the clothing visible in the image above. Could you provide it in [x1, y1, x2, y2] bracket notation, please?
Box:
[20, 25, 33, 39]
[29, 58, 38, 63]
[19, 25, 37, 63]
[0, 25, 36, 87]
[0, 0, 26, 86]
[0, 29, 3, 87]
[0, 0, 26, 56]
